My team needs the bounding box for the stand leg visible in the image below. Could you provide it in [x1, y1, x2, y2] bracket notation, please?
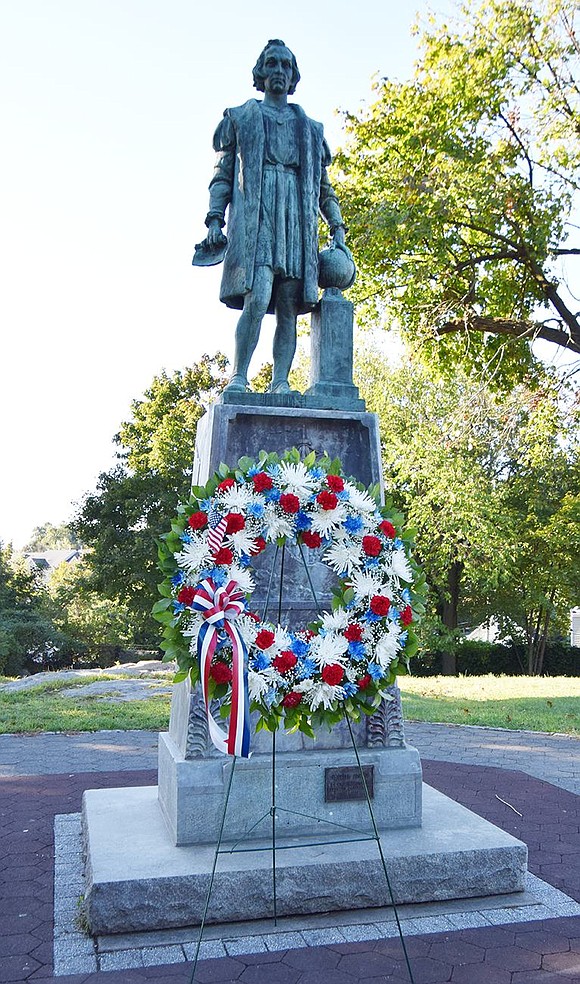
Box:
[189, 758, 237, 984]
[271, 728, 278, 926]
[345, 716, 416, 984]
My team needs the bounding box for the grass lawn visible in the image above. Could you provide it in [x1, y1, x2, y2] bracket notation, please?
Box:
[0, 675, 172, 734]
[399, 674, 580, 736]
[0, 672, 578, 736]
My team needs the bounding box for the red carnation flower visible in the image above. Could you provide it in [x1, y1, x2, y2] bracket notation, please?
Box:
[327, 475, 345, 493]
[279, 492, 300, 514]
[362, 535, 382, 556]
[210, 661, 232, 684]
[273, 650, 298, 674]
[282, 691, 302, 708]
[301, 530, 322, 549]
[218, 478, 235, 492]
[177, 585, 196, 606]
[370, 594, 391, 616]
[322, 663, 344, 686]
[250, 536, 267, 555]
[357, 674, 371, 690]
[401, 605, 413, 626]
[255, 629, 275, 650]
[380, 520, 396, 538]
[317, 490, 338, 511]
[226, 512, 245, 534]
[344, 622, 363, 642]
[213, 547, 233, 565]
[188, 511, 208, 530]
[252, 471, 273, 492]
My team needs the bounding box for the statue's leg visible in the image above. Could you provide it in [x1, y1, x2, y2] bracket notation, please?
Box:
[271, 278, 301, 394]
[224, 267, 274, 392]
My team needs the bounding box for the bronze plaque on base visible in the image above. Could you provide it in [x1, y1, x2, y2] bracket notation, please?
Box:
[324, 765, 374, 802]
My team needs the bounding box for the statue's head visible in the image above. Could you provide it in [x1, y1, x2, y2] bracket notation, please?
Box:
[253, 39, 300, 96]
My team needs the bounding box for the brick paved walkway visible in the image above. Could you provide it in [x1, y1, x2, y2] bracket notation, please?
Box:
[1, 725, 579, 983]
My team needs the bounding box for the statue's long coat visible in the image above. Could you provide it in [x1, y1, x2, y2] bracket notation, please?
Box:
[208, 100, 328, 314]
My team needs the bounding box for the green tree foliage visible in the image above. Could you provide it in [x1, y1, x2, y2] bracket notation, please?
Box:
[23, 522, 80, 551]
[46, 561, 135, 659]
[73, 355, 227, 646]
[337, 0, 580, 374]
[356, 341, 580, 673]
[0, 543, 67, 676]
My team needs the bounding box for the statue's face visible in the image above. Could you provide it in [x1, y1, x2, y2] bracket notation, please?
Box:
[262, 46, 294, 96]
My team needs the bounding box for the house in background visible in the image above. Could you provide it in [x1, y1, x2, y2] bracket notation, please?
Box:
[571, 609, 580, 647]
[23, 549, 82, 580]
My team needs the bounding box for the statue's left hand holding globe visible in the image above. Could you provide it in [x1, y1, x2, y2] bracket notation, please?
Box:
[192, 39, 355, 396]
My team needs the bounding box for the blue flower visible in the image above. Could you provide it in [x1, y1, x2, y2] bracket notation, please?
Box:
[348, 640, 366, 659]
[295, 510, 311, 531]
[172, 601, 185, 613]
[343, 682, 358, 697]
[171, 572, 185, 587]
[394, 537, 404, 550]
[265, 686, 278, 708]
[265, 488, 281, 503]
[399, 630, 409, 644]
[402, 588, 411, 604]
[337, 489, 350, 501]
[309, 467, 325, 480]
[364, 610, 382, 624]
[238, 553, 252, 568]
[266, 464, 281, 477]
[180, 532, 192, 544]
[343, 515, 364, 535]
[210, 568, 227, 586]
[367, 662, 384, 680]
[251, 651, 272, 671]
[247, 501, 265, 519]
[200, 498, 213, 510]
[290, 638, 310, 657]
[364, 557, 380, 569]
[388, 606, 401, 622]
[247, 466, 260, 478]
[296, 657, 317, 679]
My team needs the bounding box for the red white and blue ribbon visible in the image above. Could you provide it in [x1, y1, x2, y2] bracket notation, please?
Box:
[192, 577, 251, 758]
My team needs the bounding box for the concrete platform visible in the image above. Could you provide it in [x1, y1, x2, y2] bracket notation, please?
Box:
[82, 782, 528, 935]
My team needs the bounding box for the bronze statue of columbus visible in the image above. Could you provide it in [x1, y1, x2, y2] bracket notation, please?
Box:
[194, 39, 351, 395]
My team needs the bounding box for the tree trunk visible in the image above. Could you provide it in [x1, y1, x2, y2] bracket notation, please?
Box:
[438, 560, 463, 676]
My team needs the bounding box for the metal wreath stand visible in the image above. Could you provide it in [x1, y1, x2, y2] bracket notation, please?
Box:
[187, 542, 416, 984]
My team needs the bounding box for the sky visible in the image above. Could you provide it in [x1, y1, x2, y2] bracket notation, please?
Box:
[2, 0, 463, 548]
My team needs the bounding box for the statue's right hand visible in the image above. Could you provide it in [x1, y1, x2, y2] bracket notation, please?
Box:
[206, 220, 227, 248]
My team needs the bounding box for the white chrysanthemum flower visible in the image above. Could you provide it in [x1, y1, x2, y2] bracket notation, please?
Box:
[263, 504, 295, 541]
[237, 614, 259, 647]
[175, 535, 211, 574]
[273, 625, 292, 651]
[320, 608, 350, 631]
[228, 528, 258, 556]
[297, 679, 345, 710]
[278, 461, 318, 498]
[390, 548, 414, 583]
[310, 504, 347, 536]
[227, 564, 255, 595]
[324, 540, 362, 575]
[247, 667, 281, 700]
[343, 483, 377, 512]
[219, 485, 255, 510]
[349, 571, 383, 600]
[375, 623, 402, 669]
[310, 631, 349, 667]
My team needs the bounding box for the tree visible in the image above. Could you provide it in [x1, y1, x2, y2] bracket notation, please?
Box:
[337, 0, 580, 375]
[23, 522, 80, 552]
[73, 355, 227, 646]
[355, 340, 580, 673]
[46, 561, 135, 660]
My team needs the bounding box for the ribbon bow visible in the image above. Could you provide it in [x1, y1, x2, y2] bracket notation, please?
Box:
[193, 577, 251, 758]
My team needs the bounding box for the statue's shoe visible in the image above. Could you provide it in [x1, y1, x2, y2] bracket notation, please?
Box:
[223, 375, 248, 393]
[270, 380, 300, 395]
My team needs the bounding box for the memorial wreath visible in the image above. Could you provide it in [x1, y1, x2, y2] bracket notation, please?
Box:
[154, 450, 426, 756]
